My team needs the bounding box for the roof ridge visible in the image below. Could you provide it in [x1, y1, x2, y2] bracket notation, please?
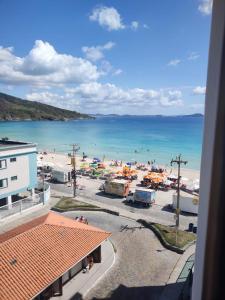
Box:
[0, 213, 49, 244]
[44, 223, 110, 234]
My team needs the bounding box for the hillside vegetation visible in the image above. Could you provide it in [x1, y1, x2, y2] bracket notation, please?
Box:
[0, 92, 92, 121]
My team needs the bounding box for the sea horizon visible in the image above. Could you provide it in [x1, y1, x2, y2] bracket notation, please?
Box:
[0, 115, 203, 170]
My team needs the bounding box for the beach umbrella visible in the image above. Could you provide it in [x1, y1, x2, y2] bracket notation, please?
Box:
[152, 177, 163, 183]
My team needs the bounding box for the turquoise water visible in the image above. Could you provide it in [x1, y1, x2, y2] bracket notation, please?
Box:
[0, 116, 203, 169]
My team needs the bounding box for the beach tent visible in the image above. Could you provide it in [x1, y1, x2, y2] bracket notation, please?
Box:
[186, 180, 200, 192]
[151, 164, 159, 171]
[93, 157, 101, 163]
[38, 161, 54, 167]
[168, 174, 178, 180]
[163, 179, 173, 186]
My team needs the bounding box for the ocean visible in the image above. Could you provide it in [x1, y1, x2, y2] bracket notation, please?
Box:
[0, 116, 203, 170]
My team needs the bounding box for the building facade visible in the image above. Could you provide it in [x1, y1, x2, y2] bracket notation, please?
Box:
[0, 139, 37, 207]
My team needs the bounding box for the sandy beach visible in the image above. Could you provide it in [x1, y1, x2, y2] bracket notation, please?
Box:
[38, 151, 200, 180]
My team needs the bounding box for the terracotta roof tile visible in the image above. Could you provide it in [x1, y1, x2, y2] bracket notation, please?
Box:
[0, 212, 110, 300]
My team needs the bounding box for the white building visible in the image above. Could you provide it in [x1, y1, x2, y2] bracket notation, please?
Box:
[0, 139, 37, 207]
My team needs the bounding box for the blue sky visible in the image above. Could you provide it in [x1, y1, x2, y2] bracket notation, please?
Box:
[0, 0, 212, 115]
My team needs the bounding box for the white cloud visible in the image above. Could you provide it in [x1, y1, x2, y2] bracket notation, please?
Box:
[193, 86, 206, 95]
[27, 91, 62, 103]
[26, 91, 80, 110]
[143, 24, 149, 29]
[0, 40, 100, 87]
[131, 21, 139, 30]
[26, 83, 183, 114]
[198, 0, 213, 16]
[64, 83, 183, 110]
[189, 103, 204, 110]
[97, 60, 122, 77]
[167, 59, 181, 66]
[160, 90, 183, 106]
[99, 60, 113, 74]
[89, 6, 125, 31]
[188, 52, 200, 60]
[113, 69, 123, 76]
[82, 42, 115, 62]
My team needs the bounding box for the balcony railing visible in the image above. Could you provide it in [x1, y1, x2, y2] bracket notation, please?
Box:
[0, 183, 50, 220]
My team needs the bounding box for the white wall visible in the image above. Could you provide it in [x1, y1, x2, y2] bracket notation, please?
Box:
[0, 155, 29, 195]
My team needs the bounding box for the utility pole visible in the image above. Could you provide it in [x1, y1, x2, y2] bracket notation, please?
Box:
[170, 154, 188, 229]
[71, 144, 80, 197]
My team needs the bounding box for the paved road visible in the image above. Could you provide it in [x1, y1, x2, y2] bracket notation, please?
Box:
[63, 211, 180, 300]
[50, 177, 197, 229]
[63, 211, 138, 233]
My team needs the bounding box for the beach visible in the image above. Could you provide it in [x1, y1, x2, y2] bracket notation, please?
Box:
[38, 151, 200, 180]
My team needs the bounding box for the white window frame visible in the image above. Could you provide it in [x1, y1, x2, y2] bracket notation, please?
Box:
[0, 178, 8, 189]
[0, 159, 7, 169]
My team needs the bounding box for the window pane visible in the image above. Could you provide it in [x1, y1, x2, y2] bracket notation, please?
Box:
[0, 160, 6, 169]
[0, 179, 7, 188]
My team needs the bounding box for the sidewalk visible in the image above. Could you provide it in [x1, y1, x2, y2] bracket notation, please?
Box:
[159, 244, 196, 300]
[52, 239, 115, 300]
[167, 244, 195, 284]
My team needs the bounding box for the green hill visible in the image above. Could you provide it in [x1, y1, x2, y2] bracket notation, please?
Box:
[0, 92, 93, 121]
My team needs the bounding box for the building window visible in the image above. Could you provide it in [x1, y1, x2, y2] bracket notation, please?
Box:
[10, 157, 17, 162]
[0, 159, 7, 169]
[0, 178, 8, 189]
[11, 176, 18, 181]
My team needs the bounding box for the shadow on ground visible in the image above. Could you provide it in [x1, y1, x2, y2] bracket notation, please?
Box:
[161, 205, 197, 217]
[122, 200, 151, 209]
[69, 282, 187, 300]
[95, 191, 124, 199]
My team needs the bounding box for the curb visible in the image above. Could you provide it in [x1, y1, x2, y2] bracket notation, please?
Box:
[137, 219, 196, 254]
[51, 206, 119, 216]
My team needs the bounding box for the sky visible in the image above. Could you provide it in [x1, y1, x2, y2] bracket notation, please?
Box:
[0, 0, 212, 115]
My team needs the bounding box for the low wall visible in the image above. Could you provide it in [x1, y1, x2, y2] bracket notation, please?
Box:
[37, 182, 51, 204]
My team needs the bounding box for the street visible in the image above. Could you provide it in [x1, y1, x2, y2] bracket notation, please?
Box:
[50, 176, 198, 229]
[63, 211, 181, 300]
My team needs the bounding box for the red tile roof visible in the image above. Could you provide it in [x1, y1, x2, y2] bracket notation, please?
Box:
[0, 212, 111, 300]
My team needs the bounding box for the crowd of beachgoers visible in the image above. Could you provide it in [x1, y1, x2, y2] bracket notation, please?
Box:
[37, 151, 200, 192]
